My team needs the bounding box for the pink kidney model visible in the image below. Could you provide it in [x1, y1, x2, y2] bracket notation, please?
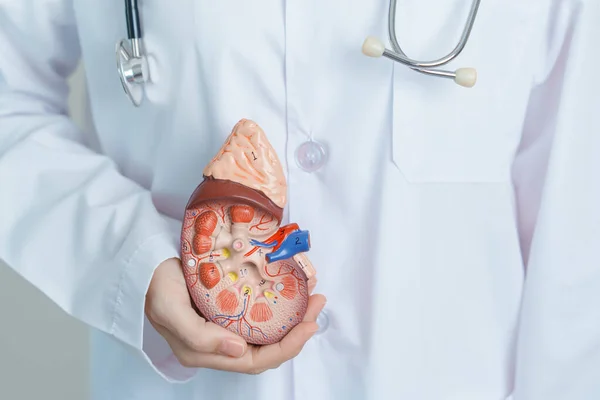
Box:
[180, 119, 317, 345]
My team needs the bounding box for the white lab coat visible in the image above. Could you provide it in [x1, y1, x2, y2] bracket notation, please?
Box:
[0, 0, 598, 399]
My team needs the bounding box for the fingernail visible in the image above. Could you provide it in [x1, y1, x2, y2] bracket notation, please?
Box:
[218, 339, 245, 358]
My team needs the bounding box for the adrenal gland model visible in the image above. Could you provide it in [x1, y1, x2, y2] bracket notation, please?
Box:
[180, 119, 317, 345]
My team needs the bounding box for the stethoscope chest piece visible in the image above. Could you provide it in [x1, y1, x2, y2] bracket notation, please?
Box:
[116, 39, 148, 107]
[116, 0, 148, 107]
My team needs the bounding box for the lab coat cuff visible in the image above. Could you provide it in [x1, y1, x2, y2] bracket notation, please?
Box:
[109, 231, 197, 382]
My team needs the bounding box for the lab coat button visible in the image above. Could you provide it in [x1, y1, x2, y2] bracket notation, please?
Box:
[295, 140, 327, 172]
[315, 309, 330, 334]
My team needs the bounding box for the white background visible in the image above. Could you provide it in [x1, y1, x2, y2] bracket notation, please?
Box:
[0, 64, 90, 400]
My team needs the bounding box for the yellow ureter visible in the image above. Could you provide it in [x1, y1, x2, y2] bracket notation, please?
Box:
[264, 291, 274, 299]
[228, 272, 238, 282]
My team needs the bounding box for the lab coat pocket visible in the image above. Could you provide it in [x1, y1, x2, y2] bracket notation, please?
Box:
[390, 1, 538, 183]
[390, 72, 512, 183]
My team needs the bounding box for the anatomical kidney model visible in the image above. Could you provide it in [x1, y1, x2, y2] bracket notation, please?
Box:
[180, 119, 317, 345]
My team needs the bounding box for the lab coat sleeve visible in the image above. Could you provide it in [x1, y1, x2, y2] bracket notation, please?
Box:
[0, 2, 196, 383]
[511, 0, 600, 398]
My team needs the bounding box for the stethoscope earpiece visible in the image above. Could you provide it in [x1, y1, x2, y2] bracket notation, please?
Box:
[453, 68, 477, 88]
[362, 0, 481, 88]
[362, 36, 386, 58]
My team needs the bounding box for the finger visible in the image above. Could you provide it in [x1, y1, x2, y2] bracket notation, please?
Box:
[307, 277, 317, 294]
[159, 303, 248, 357]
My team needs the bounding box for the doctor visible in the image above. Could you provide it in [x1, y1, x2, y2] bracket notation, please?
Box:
[1, 0, 599, 399]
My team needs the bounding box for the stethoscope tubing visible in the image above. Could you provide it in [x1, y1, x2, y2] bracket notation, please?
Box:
[386, 0, 481, 70]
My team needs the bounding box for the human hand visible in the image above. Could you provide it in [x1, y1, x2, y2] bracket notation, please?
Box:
[145, 257, 326, 374]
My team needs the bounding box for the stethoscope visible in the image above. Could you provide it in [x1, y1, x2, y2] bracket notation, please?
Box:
[116, 0, 481, 107]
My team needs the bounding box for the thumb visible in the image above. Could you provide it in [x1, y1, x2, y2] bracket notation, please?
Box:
[164, 303, 248, 358]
